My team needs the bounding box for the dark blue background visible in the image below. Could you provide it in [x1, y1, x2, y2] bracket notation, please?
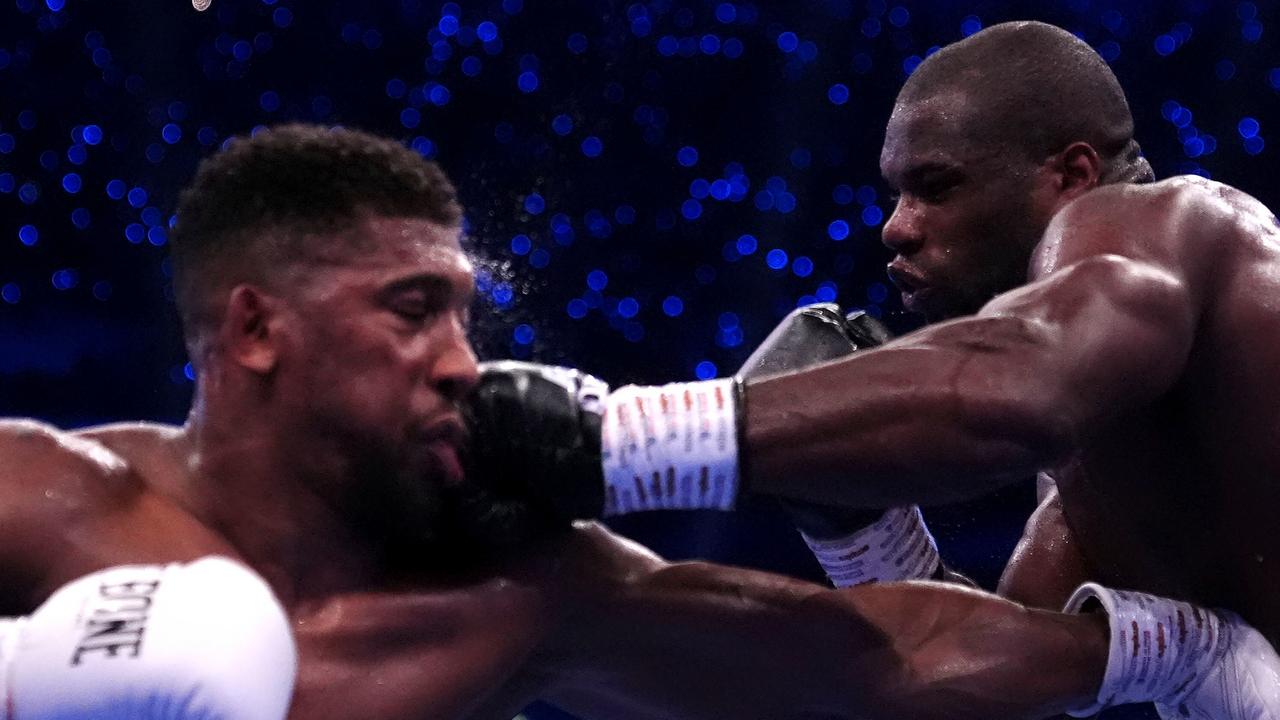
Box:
[4, 1, 1275, 717]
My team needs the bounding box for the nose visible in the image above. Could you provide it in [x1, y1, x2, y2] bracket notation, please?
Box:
[880, 198, 924, 256]
[430, 314, 480, 403]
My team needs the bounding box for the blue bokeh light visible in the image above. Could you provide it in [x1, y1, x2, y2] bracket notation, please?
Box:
[51, 268, 79, 290]
[765, 248, 788, 270]
[792, 256, 814, 277]
[617, 297, 640, 318]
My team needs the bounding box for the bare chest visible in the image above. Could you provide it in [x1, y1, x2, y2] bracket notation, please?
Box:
[1052, 394, 1280, 640]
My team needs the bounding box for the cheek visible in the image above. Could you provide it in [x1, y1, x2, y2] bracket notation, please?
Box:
[307, 325, 418, 420]
[925, 209, 996, 272]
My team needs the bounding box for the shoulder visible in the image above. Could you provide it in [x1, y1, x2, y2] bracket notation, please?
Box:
[1035, 177, 1273, 291]
[0, 418, 134, 491]
[73, 421, 185, 466]
[1054, 177, 1271, 239]
[0, 418, 142, 548]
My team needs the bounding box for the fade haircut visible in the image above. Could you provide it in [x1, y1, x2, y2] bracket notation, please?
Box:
[170, 123, 463, 359]
[899, 21, 1154, 184]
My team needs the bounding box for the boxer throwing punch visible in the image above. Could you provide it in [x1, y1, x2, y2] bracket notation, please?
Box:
[463, 22, 1280, 718]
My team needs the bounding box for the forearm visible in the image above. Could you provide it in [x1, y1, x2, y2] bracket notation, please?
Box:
[746, 314, 1072, 507]
[553, 560, 1105, 720]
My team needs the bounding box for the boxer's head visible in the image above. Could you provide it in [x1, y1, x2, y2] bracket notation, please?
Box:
[172, 124, 487, 551]
[879, 21, 1154, 322]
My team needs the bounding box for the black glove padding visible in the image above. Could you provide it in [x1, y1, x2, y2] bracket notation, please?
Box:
[738, 304, 892, 539]
[460, 361, 608, 526]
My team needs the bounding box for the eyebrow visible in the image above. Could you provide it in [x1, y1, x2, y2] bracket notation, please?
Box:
[883, 160, 965, 189]
[380, 273, 476, 305]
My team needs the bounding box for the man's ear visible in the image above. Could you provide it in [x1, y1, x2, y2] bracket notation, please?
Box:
[1050, 142, 1103, 199]
[221, 284, 286, 375]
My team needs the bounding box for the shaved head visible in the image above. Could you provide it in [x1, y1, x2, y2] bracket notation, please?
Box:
[897, 21, 1152, 183]
[877, 21, 1154, 322]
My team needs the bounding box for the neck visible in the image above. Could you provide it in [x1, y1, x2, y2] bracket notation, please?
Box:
[177, 384, 387, 605]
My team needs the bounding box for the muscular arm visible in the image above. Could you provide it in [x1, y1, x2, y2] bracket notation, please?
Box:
[544, 526, 1106, 720]
[998, 488, 1094, 610]
[746, 185, 1202, 507]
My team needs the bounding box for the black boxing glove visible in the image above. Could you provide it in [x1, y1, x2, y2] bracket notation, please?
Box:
[462, 354, 747, 519]
[737, 304, 945, 587]
[460, 362, 611, 523]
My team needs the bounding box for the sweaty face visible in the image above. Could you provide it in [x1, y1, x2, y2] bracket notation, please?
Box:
[879, 91, 1057, 321]
[280, 214, 479, 548]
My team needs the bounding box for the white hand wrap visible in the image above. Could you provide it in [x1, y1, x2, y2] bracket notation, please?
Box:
[1063, 583, 1280, 719]
[800, 505, 940, 587]
[600, 378, 740, 515]
[1, 556, 297, 720]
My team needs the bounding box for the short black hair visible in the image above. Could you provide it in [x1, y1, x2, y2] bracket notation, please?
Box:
[899, 21, 1154, 184]
[170, 123, 463, 357]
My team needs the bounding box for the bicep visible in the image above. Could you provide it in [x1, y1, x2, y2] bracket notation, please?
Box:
[978, 252, 1196, 437]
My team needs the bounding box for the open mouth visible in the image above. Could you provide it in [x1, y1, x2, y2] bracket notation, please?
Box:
[414, 416, 467, 484]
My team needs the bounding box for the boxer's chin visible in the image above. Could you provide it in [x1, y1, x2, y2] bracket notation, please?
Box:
[439, 479, 570, 557]
[343, 453, 450, 556]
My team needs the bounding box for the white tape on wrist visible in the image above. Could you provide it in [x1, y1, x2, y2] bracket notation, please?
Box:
[600, 377, 740, 515]
[800, 505, 940, 587]
[1063, 583, 1227, 717]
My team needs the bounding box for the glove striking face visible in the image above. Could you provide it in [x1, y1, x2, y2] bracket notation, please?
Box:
[460, 361, 609, 526]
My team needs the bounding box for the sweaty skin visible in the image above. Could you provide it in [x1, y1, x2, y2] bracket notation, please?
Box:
[746, 176, 1280, 642]
[0, 209, 1108, 720]
[0, 420, 1107, 720]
